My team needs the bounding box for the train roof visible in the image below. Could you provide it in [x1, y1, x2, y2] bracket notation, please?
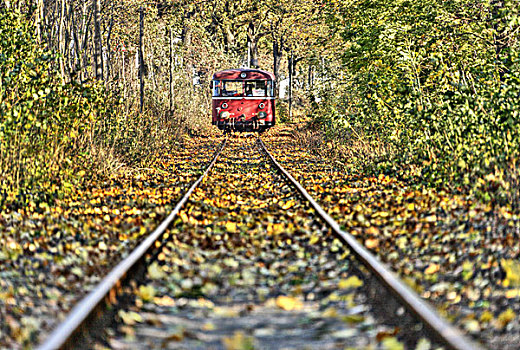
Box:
[212, 68, 275, 81]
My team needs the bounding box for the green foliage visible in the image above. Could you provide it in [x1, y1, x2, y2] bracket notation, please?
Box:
[0, 9, 114, 208]
[315, 0, 520, 207]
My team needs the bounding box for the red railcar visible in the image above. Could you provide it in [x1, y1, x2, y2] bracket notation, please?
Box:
[211, 68, 275, 132]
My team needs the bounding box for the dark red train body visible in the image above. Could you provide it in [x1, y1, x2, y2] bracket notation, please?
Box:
[211, 68, 275, 132]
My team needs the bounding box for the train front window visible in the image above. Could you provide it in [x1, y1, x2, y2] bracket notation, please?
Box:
[213, 80, 273, 97]
[244, 81, 269, 97]
[213, 80, 241, 97]
[220, 81, 243, 97]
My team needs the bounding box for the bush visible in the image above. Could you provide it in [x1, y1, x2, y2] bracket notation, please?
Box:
[0, 9, 115, 208]
[315, 0, 520, 208]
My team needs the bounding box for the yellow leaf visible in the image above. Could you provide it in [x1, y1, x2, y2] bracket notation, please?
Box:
[424, 263, 440, 275]
[276, 296, 303, 311]
[342, 314, 364, 324]
[497, 308, 515, 327]
[138, 284, 156, 302]
[202, 322, 216, 331]
[148, 262, 166, 280]
[463, 319, 480, 333]
[213, 306, 240, 318]
[322, 307, 338, 318]
[364, 238, 379, 249]
[500, 259, 520, 287]
[282, 200, 295, 210]
[381, 336, 404, 350]
[180, 211, 189, 223]
[272, 223, 284, 235]
[225, 222, 237, 233]
[222, 331, 255, 350]
[505, 289, 520, 299]
[338, 276, 364, 289]
[424, 215, 437, 223]
[309, 235, 319, 245]
[479, 311, 493, 323]
[153, 295, 175, 307]
[366, 226, 380, 235]
[485, 173, 497, 182]
[118, 310, 143, 325]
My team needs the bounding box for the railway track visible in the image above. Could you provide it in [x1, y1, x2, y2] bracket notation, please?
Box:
[38, 135, 483, 350]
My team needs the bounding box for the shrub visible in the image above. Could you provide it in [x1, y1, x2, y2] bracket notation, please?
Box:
[0, 9, 114, 208]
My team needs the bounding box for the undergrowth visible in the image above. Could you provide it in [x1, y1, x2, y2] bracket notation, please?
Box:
[302, 0, 520, 212]
[0, 9, 187, 209]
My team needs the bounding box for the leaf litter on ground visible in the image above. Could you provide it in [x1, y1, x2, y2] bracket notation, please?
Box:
[0, 136, 220, 348]
[266, 125, 520, 349]
[105, 134, 413, 350]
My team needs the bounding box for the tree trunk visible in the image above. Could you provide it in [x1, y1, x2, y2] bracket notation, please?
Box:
[247, 22, 259, 68]
[80, 1, 92, 81]
[106, 4, 115, 82]
[35, 0, 44, 43]
[139, 7, 145, 113]
[122, 50, 126, 99]
[93, 0, 103, 80]
[272, 40, 283, 98]
[288, 50, 293, 120]
[69, 2, 81, 80]
[58, 0, 66, 79]
[307, 65, 313, 91]
[169, 27, 175, 117]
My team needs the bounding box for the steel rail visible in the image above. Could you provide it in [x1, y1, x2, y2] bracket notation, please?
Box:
[38, 137, 228, 350]
[258, 138, 485, 350]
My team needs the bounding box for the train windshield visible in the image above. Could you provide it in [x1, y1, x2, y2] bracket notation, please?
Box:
[213, 80, 274, 97]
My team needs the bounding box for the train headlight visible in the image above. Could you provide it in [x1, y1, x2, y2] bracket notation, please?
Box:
[221, 102, 228, 109]
[220, 111, 230, 119]
[258, 103, 265, 109]
[258, 111, 267, 119]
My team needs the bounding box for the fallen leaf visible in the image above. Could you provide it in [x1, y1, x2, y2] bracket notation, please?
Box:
[275, 295, 303, 311]
[342, 314, 365, 324]
[148, 262, 166, 280]
[480, 311, 493, 323]
[505, 289, 520, 299]
[381, 336, 405, 350]
[222, 331, 255, 350]
[415, 338, 431, 350]
[463, 319, 480, 333]
[501, 259, 520, 287]
[424, 263, 440, 275]
[153, 295, 175, 307]
[322, 307, 338, 318]
[137, 284, 156, 302]
[225, 221, 237, 233]
[338, 276, 364, 289]
[497, 308, 515, 328]
[119, 310, 143, 325]
[365, 238, 379, 249]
